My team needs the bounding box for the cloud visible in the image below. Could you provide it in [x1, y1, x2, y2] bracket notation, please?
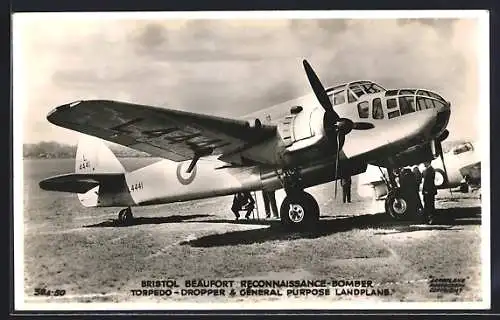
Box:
[14, 15, 482, 144]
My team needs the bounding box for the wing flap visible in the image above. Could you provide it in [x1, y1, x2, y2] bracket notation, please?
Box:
[47, 100, 276, 162]
[39, 173, 125, 194]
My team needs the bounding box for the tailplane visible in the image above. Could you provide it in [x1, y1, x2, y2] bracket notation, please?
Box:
[74, 135, 130, 207]
[39, 135, 133, 208]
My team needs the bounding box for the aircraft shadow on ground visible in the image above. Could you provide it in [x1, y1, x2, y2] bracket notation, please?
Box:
[181, 206, 481, 248]
[83, 214, 213, 228]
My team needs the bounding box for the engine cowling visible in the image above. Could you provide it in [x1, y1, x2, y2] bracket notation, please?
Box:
[276, 106, 325, 152]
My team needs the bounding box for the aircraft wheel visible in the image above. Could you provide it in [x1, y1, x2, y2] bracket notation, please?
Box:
[302, 191, 320, 218]
[385, 189, 414, 221]
[118, 209, 125, 222]
[280, 191, 319, 230]
[118, 208, 134, 225]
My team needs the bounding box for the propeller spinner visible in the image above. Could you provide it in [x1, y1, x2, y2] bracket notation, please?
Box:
[302, 59, 374, 197]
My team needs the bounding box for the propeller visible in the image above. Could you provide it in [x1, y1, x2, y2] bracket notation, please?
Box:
[436, 141, 452, 194]
[303, 59, 374, 197]
[436, 130, 451, 194]
[303, 60, 375, 133]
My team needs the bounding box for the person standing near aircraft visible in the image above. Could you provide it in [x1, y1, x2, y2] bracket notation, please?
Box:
[392, 169, 400, 187]
[422, 161, 437, 224]
[399, 168, 422, 218]
[263, 190, 279, 219]
[231, 192, 255, 220]
[341, 176, 352, 203]
[412, 166, 424, 215]
[412, 166, 423, 188]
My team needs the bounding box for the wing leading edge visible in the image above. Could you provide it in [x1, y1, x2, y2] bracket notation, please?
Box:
[47, 100, 277, 163]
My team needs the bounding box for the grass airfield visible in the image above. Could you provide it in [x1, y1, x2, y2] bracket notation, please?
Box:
[21, 159, 484, 307]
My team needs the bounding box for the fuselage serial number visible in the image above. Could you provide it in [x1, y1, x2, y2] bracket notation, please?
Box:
[130, 182, 144, 191]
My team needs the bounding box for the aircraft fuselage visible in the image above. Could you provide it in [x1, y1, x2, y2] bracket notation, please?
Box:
[237, 81, 450, 171]
[76, 81, 452, 208]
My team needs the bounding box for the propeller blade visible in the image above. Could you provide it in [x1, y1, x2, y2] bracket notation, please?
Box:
[438, 143, 452, 194]
[303, 59, 338, 119]
[352, 122, 375, 130]
[334, 176, 338, 198]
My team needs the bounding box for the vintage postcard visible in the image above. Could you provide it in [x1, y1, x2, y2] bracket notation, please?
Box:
[13, 10, 490, 311]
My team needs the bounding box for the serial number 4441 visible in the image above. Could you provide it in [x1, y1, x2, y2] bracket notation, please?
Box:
[34, 288, 66, 297]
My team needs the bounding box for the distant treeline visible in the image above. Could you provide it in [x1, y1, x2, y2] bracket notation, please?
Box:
[23, 141, 151, 159]
[23, 141, 76, 159]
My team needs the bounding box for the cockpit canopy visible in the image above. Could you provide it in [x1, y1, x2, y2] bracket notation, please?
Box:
[383, 89, 448, 119]
[325, 81, 449, 121]
[326, 81, 386, 106]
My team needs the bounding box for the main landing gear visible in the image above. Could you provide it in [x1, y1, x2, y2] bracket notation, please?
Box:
[383, 167, 416, 221]
[279, 169, 320, 230]
[384, 188, 414, 221]
[117, 207, 134, 225]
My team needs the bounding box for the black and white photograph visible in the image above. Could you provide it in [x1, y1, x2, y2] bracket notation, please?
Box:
[13, 10, 490, 310]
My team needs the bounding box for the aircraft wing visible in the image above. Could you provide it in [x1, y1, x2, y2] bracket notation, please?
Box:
[47, 100, 277, 162]
[356, 164, 390, 199]
[459, 162, 481, 182]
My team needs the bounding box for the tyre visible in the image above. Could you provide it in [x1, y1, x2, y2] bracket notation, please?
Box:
[118, 208, 133, 225]
[118, 209, 125, 223]
[280, 191, 320, 230]
[122, 208, 134, 225]
[385, 189, 415, 221]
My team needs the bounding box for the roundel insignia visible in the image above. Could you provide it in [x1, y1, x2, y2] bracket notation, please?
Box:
[176, 162, 197, 185]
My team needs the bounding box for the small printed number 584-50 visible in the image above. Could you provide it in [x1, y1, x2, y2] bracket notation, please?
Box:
[34, 288, 66, 296]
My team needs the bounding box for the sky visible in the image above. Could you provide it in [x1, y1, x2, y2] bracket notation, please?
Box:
[14, 12, 486, 145]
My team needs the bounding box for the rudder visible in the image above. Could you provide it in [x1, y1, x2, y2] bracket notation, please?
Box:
[75, 135, 127, 207]
[75, 135, 125, 174]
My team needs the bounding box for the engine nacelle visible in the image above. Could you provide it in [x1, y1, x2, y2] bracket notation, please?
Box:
[224, 104, 327, 166]
[276, 105, 325, 149]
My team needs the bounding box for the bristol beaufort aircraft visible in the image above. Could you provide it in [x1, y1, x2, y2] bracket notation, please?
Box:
[40, 60, 451, 228]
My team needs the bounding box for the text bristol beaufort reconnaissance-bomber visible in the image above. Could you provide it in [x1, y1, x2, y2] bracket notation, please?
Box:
[132, 279, 391, 297]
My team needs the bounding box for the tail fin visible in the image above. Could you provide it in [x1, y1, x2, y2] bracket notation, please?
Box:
[75, 135, 125, 174]
[75, 135, 128, 207]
